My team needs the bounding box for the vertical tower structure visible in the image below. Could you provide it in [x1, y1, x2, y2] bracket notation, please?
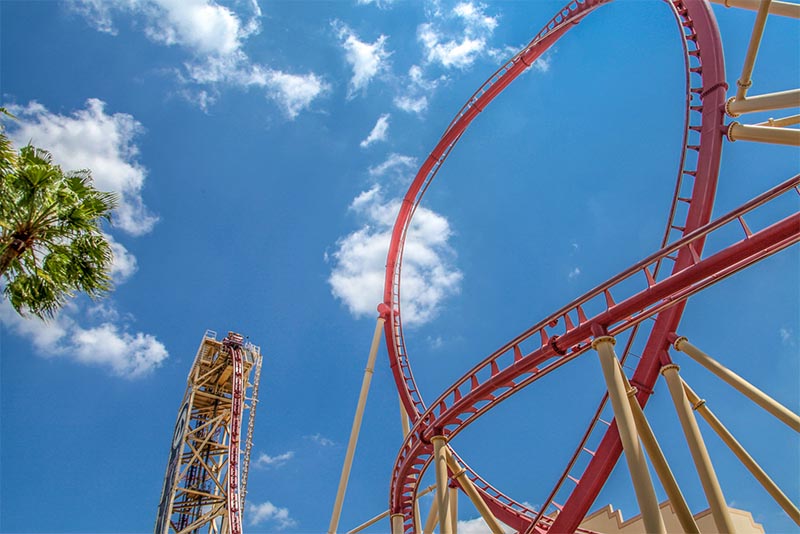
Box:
[155, 330, 263, 534]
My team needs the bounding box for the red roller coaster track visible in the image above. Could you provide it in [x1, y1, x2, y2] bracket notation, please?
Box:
[380, 0, 799, 532]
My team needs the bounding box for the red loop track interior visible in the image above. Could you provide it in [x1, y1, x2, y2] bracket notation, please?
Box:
[381, 0, 735, 531]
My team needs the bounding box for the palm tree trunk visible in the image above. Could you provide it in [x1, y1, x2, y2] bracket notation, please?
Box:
[0, 238, 26, 277]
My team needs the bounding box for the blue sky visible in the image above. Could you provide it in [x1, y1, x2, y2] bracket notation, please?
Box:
[0, 1, 798, 533]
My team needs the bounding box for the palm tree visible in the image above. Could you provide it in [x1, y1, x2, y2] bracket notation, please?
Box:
[0, 128, 118, 319]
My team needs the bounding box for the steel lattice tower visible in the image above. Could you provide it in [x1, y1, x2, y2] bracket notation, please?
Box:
[155, 330, 263, 534]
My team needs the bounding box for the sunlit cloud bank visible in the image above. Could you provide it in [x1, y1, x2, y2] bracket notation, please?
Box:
[0, 301, 168, 378]
[327, 171, 462, 327]
[1, 99, 168, 377]
[334, 21, 392, 99]
[70, 0, 328, 117]
[9, 99, 157, 236]
[248, 500, 297, 529]
[361, 114, 391, 148]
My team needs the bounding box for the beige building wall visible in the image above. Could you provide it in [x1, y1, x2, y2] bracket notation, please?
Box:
[579, 501, 764, 533]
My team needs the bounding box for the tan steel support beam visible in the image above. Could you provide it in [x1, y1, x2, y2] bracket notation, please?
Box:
[432, 435, 454, 534]
[423, 495, 439, 534]
[328, 317, 387, 534]
[682, 381, 800, 526]
[673, 336, 800, 432]
[758, 114, 800, 127]
[662, 364, 735, 533]
[735, 0, 772, 101]
[727, 122, 800, 146]
[593, 336, 666, 534]
[710, 0, 800, 17]
[346, 485, 437, 534]
[727, 88, 800, 116]
[391, 513, 405, 534]
[449, 485, 459, 533]
[618, 366, 700, 534]
[445, 450, 505, 534]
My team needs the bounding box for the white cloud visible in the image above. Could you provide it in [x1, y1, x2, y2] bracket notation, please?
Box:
[73, 0, 259, 57]
[779, 327, 795, 346]
[255, 451, 294, 468]
[0, 300, 168, 378]
[106, 234, 138, 283]
[306, 433, 335, 447]
[394, 95, 429, 114]
[458, 517, 513, 534]
[262, 70, 330, 119]
[368, 153, 417, 178]
[568, 267, 581, 280]
[71, 1, 328, 118]
[328, 185, 462, 326]
[334, 22, 391, 98]
[8, 99, 158, 236]
[360, 114, 391, 148]
[248, 501, 296, 529]
[417, 2, 499, 70]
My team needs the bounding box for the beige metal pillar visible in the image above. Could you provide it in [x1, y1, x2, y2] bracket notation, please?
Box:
[593, 336, 666, 534]
[709, 0, 800, 18]
[449, 485, 459, 533]
[662, 364, 735, 533]
[432, 435, 454, 533]
[445, 450, 505, 533]
[683, 381, 800, 526]
[727, 122, 800, 145]
[673, 336, 800, 432]
[727, 88, 800, 116]
[734, 0, 772, 101]
[618, 366, 700, 534]
[391, 513, 405, 534]
[328, 317, 387, 534]
[423, 496, 439, 534]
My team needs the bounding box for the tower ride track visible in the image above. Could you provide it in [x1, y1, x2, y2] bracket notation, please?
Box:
[380, 0, 799, 532]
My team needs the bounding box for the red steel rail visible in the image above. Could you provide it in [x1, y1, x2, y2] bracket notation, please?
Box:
[224, 335, 246, 534]
[377, 0, 791, 531]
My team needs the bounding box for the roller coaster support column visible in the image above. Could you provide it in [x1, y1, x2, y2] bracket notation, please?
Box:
[329, 317, 386, 534]
[391, 514, 404, 534]
[661, 364, 735, 533]
[448, 482, 458, 533]
[671, 335, 800, 432]
[445, 450, 504, 533]
[593, 336, 666, 534]
[617, 365, 700, 534]
[423, 493, 439, 534]
[432, 435, 454, 534]
[682, 380, 800, 526]
[709, 0, 800, 18]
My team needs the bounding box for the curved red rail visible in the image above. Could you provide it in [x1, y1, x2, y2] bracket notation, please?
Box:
[382, 0, 733, 531]
[225, 338, 245, 534]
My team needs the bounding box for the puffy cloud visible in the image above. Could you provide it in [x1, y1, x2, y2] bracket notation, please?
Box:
[328, 185, 462, 326]
[360, 114, 391, 148]
[262, 70, 331, 119]
[106, 234, 139, 283]
[417, 2, 499, 70]
[368, 153, 417, 178]
[72, 0, 259, 57]
[305, 433, 335, 447]
[458, 517, 514, 534]
[248, 501, 296, 529]
[568, 267, 581, 280]
[0, 300, 168, 378]
[334, 21, 391, 98]
[255, 451, 295, 468]
[8, 99, 157, 236]
[71, 1, 327, 118]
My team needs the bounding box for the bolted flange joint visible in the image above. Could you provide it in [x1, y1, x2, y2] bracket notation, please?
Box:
[660, 363, 680, 376]
[591, 335, 616, 350]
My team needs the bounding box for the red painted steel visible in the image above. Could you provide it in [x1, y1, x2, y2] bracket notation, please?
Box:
[381, 0, 795, 531]
[225, 335, 245, 534]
